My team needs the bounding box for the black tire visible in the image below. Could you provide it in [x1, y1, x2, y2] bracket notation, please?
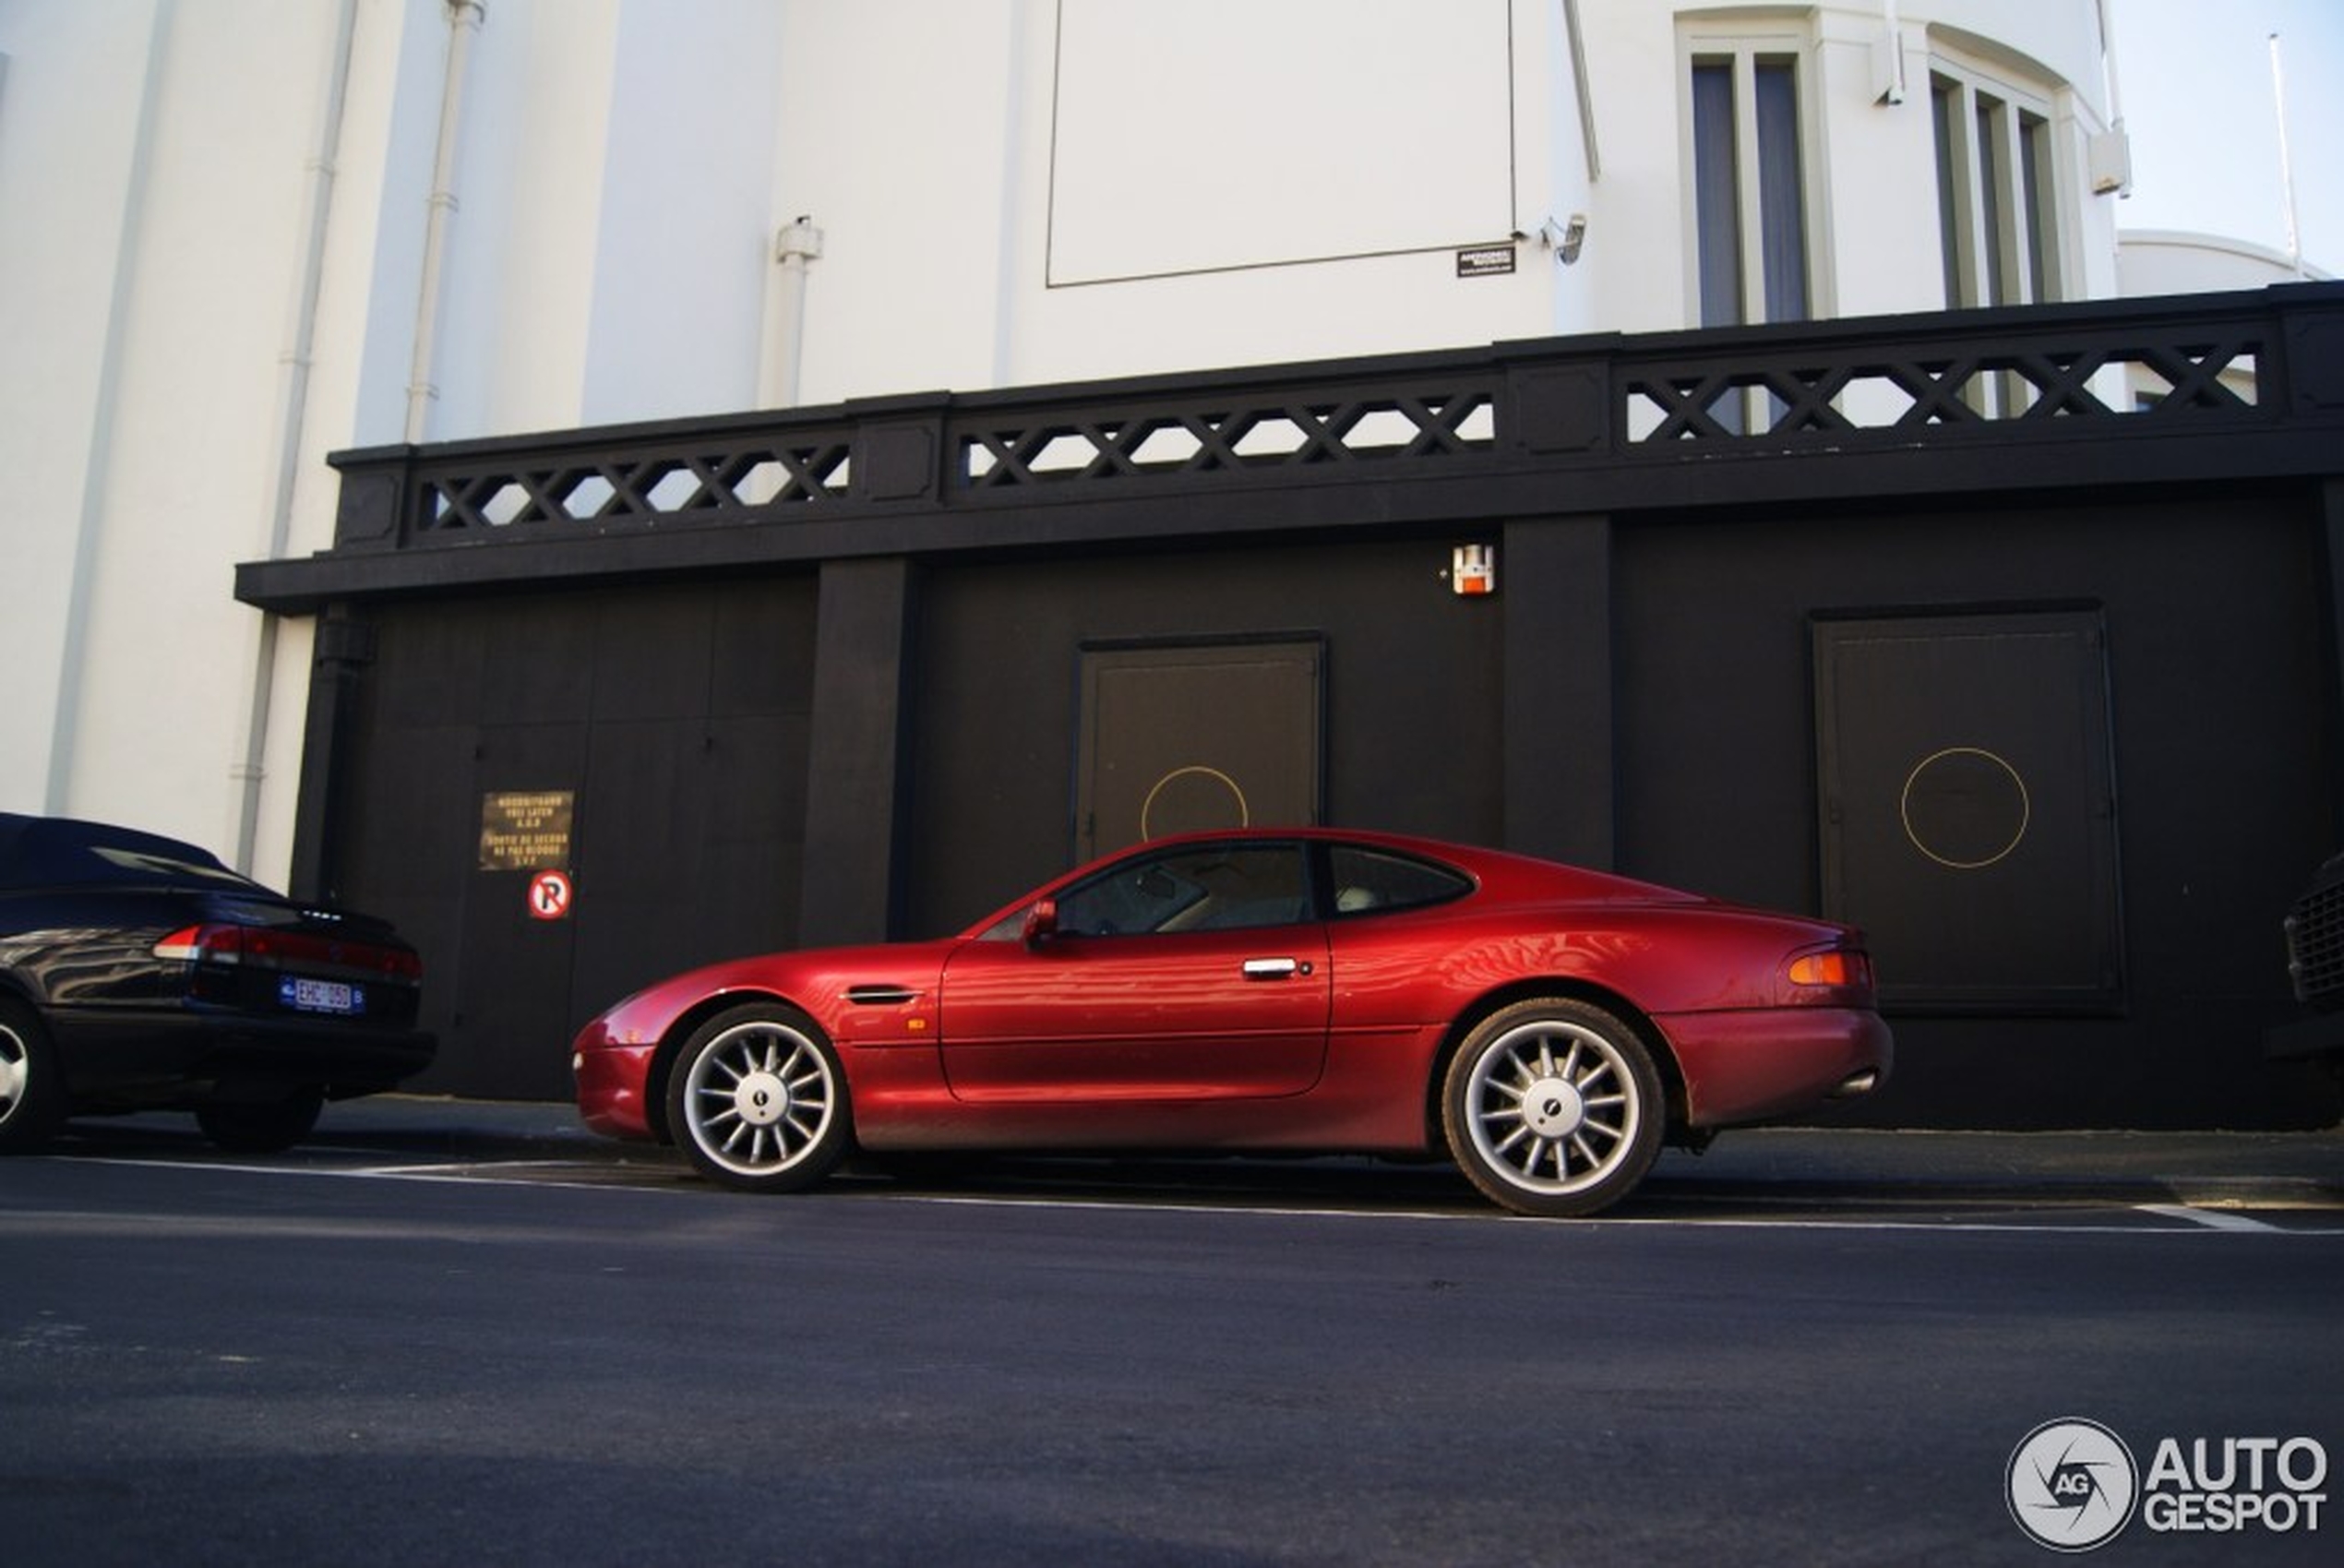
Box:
[0, 999, 66, 1155]
[665, 1003, 854, 1192]
[197, 1090, 325, 1154]
[1441, 997, 1666, 1217]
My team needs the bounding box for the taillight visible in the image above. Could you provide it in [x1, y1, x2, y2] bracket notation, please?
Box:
[1784, 945, 1875, 997]
[153, 923, 419, 980]
[1787, 951, 1854, 987]
[154, 924, 242, 964]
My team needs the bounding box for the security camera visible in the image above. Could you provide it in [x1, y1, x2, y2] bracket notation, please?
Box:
[1537, 214, 1587, 265]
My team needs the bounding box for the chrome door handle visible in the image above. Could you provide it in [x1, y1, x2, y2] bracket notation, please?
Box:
[1242, 958, 1308, 979]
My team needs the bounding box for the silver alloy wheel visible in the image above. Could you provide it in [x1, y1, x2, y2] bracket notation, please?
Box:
[679, 1015, 839, 1179]
[0, 1001, 64, 1155]
[0, 1024, 28, 1122]
[1459, 1014, 1645, 1200]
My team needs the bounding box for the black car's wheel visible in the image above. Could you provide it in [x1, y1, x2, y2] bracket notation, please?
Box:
[197, 1090, 325, 1153]
[666, 1003, 854, 1192]
[0, 999, 66, 1155]
[1441, 998, 1665, 1217]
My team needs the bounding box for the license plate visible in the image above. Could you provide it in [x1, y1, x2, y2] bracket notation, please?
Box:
[280, 976, 364, 1016]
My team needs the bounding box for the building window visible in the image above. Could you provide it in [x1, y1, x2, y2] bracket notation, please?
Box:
[1931, 64, 2062, 310]
[1689, 50, 1811, 329]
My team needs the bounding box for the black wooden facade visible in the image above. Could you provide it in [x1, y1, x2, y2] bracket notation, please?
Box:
[236, 283, 2344, 1127]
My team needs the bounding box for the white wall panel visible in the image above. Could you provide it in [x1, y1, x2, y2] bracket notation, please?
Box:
[1046, 0, 1516, 284]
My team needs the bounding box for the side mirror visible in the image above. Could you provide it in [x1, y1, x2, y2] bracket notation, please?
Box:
[1021, 898, 1060, 948]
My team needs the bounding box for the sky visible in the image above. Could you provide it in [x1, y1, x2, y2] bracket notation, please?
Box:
[2111, 0, 2344, 274]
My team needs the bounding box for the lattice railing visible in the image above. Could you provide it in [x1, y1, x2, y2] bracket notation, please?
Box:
[1621, 329, 2263, 445]
[419, 432, 855, 533]
[315, 284, 2332, 561]
[955, 389, 1499, 488]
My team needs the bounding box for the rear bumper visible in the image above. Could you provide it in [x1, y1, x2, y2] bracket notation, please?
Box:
[1656, 1007, 1894, 1128]
[47, 1006, 436, 1107]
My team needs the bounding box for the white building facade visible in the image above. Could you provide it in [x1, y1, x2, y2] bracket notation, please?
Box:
[2, 0, 2135, 883]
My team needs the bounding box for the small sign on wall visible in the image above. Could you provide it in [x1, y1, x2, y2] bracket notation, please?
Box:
[527, 868, 575, 921]
[1455, 245, 1517, 278]
[478, 790, 575, 871]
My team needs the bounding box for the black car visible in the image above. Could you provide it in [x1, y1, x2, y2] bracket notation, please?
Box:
[0, 814, 435, 1154]
[2273, 851, 2344, 1073]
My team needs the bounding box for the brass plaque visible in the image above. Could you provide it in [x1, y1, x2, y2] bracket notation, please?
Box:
[478, 790, 575, 871]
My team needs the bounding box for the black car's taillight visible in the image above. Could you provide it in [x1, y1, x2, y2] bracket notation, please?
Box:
[152, 923, 422, 981]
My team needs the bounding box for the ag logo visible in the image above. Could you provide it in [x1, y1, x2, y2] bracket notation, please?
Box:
[2009, 1418, 2139, 1552]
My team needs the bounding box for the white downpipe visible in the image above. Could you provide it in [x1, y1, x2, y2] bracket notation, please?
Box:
[2096, 0, 2126, 136]
[230, 0, 360, 874]
[1561, 0, 1598, 182]
[1877, 0, 1907, 104]
[2269, 33, 2305, 279]
[762, 216, 823, 407]
[45, 1, 173, 814]
[405, 0, 486, 444]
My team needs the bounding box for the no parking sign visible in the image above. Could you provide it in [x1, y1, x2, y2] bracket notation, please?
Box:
[528, 868, 574, 921]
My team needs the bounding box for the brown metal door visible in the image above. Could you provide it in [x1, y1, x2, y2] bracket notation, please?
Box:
[1814, 610, 2123, 1011]
[1075, 639, 1323, 859]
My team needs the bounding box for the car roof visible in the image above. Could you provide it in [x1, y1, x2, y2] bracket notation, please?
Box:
[1029, 826, 1703, 910]
[0, 813, 258, 892]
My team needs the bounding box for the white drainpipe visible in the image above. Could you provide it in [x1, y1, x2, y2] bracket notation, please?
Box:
[45, 2, 172, 815]
[1562, 0, 1598, 182]
[230, 0, 361, 873]
[405, 0, 486, 443]
[762, 216, 824, 407]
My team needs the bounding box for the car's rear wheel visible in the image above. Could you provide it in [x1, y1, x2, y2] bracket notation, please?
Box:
[0, 999, 66, 1155]
[667, 1003, 853, 1192]
[1441, 998, 1665, 1217]
[196, 1090, 325, 1153]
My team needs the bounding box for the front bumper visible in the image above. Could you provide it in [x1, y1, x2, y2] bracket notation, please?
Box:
[2266, 1009, 2344, 1062]
[573, 1038, 663, 1141]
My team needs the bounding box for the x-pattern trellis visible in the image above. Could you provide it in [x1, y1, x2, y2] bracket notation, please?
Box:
[954, 390, 1497, 488]
[354, 293, 2307, 557]
[1624, 329, 2261, 444]
[422, 438, 852, 533]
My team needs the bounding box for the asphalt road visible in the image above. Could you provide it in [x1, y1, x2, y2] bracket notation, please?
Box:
[5, 1106, 2341, 1566]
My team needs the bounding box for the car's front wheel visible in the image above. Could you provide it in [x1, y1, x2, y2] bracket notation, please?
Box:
[666, 1003, 854, 1192]
[1441, 998, 1665, 1217]
[0, 999, 66, 1155]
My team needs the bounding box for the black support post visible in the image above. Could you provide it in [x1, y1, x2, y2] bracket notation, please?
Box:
[286, 606, 375, 903]
[1501, 514, 1615, 869]
[2322, 478, 2344, 850]
[798, 556, 917, 944]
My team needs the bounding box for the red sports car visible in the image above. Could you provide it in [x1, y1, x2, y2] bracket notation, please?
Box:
[572, 829, 1890, 1215]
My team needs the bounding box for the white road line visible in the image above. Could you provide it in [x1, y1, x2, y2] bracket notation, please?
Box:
[53, 1154, 677, 1195]
[39, 1155, 2344, 1234]
[868, 1192, 2344, 1235]
[2135, 1203, 2286, 1233]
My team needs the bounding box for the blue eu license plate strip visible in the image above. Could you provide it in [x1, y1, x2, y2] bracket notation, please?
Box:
[280, 976, 365, 1016]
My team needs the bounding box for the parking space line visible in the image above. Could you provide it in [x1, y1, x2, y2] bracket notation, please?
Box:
[53, 1154, 671, 1195]
[883, 1191, 2344, 1235]
[37, 1155, 2344, 1233]
[2135, 1203, 2285, 1232]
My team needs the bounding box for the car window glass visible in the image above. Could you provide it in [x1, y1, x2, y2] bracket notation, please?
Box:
[1057, 845, 1310, 936]
[1327, 845, 1472, 916]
